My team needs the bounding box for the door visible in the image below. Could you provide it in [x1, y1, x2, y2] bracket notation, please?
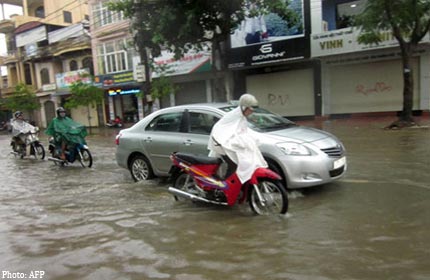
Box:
[142, 111, 183, 173]
[180, 110, 221, 155]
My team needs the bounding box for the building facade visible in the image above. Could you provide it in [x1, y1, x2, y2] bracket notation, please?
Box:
[311, 0, 430, 118]
[0, 0, 99, 127]
[89, 0, 218, 124]
[3, 0, 428, 126]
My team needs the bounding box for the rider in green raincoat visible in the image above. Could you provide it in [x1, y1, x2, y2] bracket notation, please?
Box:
[45, 107, 87, 160]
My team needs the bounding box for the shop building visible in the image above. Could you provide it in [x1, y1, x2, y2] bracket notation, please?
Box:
[312, 0, 430, 118]
[226, 0, 315, 118]
[89, 0, 215, 123]
[0, 0, 95, 127]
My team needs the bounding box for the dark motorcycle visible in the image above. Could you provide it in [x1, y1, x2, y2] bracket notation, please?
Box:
[168, 152, 289, 215]
[10, 127, 45, 160]
[47, 137, 93, 168]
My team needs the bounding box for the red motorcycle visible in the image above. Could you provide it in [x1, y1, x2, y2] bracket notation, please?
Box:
[168, 152, 288, 215]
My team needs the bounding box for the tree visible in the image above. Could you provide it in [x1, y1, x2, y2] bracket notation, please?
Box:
[108, 0, 298, 103]
[354, 0, 430, 128]
[5, 83, 40, 121]
[64, 77, 104, 133]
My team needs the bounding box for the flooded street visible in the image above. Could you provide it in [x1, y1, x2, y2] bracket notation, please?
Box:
[0, 119, 429, 280]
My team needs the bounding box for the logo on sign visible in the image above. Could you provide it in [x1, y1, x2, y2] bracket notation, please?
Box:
[253, 43, 285, 62]
[259, 44, 273, 54]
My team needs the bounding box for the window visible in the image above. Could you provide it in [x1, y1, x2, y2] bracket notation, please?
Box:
[92, 1, 124, 28]
[146, 112, 183, 132]
[63, 11, 72, 23]
[96, 38, 134, 74]
[35, 6, 45, 18]
[336, 0, 366, 29]
[82, 57, 94, 75]
[40, 68, 50, 85]
[189, 112, 220, 135]
[69, 60, 78, 71]
[24, 64, 32, 85]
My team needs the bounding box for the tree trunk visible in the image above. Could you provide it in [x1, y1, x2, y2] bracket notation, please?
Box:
[135, 0, 151, 117]
[400, 46, 414, 123]
[386, 43, 416, 129]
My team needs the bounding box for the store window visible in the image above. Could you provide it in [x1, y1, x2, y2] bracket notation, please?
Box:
[336, 0, 366, 29]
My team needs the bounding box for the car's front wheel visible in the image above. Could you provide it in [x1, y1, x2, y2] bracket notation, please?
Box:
[129, 154, 154, 181]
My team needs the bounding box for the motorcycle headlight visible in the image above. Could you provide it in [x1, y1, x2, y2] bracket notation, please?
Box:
[276, 142, 311, 156]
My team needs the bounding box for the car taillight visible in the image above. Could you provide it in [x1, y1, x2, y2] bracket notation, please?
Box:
[115, 133, 121, 145]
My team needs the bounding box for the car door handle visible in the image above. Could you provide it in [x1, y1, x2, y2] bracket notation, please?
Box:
[183, 139, 193, 146]
[144, 137, 152, 143]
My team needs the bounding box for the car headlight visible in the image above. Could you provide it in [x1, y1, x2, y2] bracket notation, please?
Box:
[276, 142, 311, 156]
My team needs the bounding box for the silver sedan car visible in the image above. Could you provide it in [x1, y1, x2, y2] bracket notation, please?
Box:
[115, 103, 347, 189]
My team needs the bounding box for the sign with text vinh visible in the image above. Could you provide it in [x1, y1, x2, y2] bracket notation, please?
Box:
[311, 28, 430, 57]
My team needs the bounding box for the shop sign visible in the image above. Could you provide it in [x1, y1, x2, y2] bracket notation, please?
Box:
[94, 71, 136, 87]
[56, 69, 91, 89]
[153, 49, 211, 77]
[227, 0, 309, 68]
[42, 83, 56, 91]
[108, 88, 140, 96]
[311, 28, 430, 57]
[133, 48, 212, 78]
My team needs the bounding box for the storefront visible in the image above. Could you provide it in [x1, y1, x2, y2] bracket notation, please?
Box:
[246, 67, 315, 117]
[312, 27, 430, 116]
[94, 71, 142, 123]
[227, 0, 315, 118]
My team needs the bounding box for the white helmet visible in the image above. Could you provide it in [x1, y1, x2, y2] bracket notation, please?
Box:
[239, 93, 258, 109]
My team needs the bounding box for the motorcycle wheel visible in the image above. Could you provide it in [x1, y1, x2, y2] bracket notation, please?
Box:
[32, 143, 45, 160]
[248, 179, 288, 215]
[173, 172, 199, 201]
[78, 148, 93, 168]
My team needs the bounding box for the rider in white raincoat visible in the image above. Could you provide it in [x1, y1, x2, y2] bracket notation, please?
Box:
[11, 111, 35, 143]
[11, 111, 36, 155]
[208, 94, 267, 183]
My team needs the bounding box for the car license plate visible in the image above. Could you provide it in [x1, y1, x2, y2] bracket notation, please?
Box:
[333, 157, 346, 169]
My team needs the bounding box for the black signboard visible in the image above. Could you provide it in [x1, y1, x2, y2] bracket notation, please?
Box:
[228, 0, 310, 69]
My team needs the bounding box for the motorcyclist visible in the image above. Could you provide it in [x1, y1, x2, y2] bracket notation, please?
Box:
[208, 93, 267, 183]
[11, 111, 36, 156]
[45, 107, 88, 160]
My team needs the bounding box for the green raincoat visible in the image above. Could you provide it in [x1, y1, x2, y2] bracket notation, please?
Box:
[45, 116, 87, 146]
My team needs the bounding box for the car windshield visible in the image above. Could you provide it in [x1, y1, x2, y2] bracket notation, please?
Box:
[219, 106, 296, 132]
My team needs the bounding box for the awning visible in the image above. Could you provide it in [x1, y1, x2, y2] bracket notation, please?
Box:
[52, 89, 71, 96]
[36, 91, 55, 97]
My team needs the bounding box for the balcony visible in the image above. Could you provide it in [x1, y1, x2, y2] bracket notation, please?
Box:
[0, 86, 15, 97]
[1, 51, 19, 64]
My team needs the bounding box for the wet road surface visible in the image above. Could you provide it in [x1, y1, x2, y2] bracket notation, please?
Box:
[0, 119, 429, 280]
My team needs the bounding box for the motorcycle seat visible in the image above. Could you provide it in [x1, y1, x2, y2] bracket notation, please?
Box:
[175, 152, 222, 165]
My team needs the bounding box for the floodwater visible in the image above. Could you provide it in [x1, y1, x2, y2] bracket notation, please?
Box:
[0, 119, 429, 280]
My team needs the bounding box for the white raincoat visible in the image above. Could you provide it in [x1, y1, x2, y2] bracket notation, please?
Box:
[11, 119, 35, 143]
[208, 106, 267, 183]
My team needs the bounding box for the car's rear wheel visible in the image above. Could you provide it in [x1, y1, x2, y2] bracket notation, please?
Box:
[130, 154, 154, 181]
